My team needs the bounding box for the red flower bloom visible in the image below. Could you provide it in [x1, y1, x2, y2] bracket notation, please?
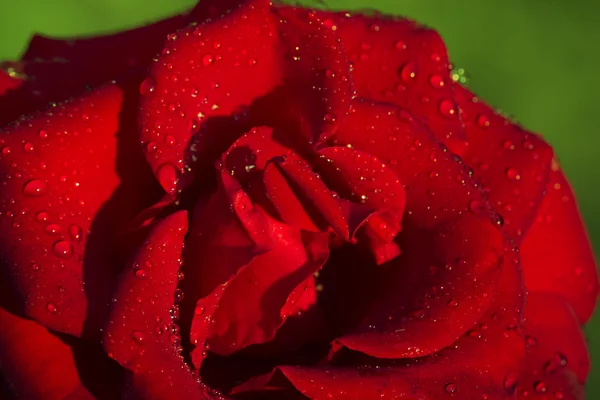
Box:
[0, 1, 597, 399]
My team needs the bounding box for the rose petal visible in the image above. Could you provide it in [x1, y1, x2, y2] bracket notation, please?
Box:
[520, 164, 599, 323]
[514, 293, 587, 399]
[0, 300, 121, 400]
[264, 7, 354, 144]
[0, 307, 93, 400]
[0, 69, 21, 96]
[138, 0, 282, 195]
[326, 99, 502, 357]
[455, 85, 553, 241]
[0, 9, 201, 126]
[0, 84, 160, 337]
[102, 211, 217, 399]
[233, 245, 525, 400]
[312, 10, 464, 145]
[314, 146, 405, 263]
[185, 167, 330, 360]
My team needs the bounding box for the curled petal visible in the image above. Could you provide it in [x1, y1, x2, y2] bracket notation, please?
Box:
[520, 165, 599, 323]
[314, 146, 405, 263]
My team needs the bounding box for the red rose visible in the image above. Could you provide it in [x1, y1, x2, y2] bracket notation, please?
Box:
[0, 1, 597, 399]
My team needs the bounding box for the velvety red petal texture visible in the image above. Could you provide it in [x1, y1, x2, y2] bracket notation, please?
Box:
[0, 84, 159, 338]
[103, 211, 219, 399]
[314, 10, 465, 146]
[455, 85, 554, 241]
[328, 99, 503, 358]
[521, 164, 600, 323]
[514, 293, 588, 400]
[234, 248, 525, 400]
[138, 0, 282, 195]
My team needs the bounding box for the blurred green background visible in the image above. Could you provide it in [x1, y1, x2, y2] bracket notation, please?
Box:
[1, 0, 598, 396]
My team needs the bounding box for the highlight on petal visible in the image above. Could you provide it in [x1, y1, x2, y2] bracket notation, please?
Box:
[520, 164, 599, 323]
[312, 9, 464, 145]
[102, 211, 217, 399]
[456, 85, 553, 241]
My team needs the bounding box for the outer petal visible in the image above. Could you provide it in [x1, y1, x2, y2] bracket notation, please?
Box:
[520, 164, 599, 323]
[102, 211, 218, 399]
[312, 10, 465, 146]
[456, 85, 553, 241]
[0, 84, 161, 337]
[514, 293, 588, 399]
[328, 100, 503, 358]
[233, 249, 525, 399]
[138, 0, 282, 195]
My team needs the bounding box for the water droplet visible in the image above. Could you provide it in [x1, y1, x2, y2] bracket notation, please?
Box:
[139, 77, 156, 96]
[156, 163, 180, 196]
[131, 330, 144, 344]
[468, 200, 484, 215]
[134, 269, 146, 279]
[69, 224, 83, 242]
[146, 141, 157, 153]
[429, 74, 444, 88]
[438, 99, 457, 118]
[1, 146, 10, 155]
[395, 41, 406, 50]
[44, 224, 62, 235]
[503, 372, 518, 393]
[444, 383, 457, 394]
[174, 288, 184, 303]
[164, 135, 176, 146]
[23, 142, 35, 152]
[38, 129, 48, 139]
[23, 179, 47, 197]
[202, 54, 215, 66]
[52, 240, 74, 259]
[477, 114, 490, 128]
[399, 62, 417, 82]
[505, 168, 521, 181]
[533, 381, 547, 394]
[36, 211, 49, 223]
[46, 302, 58, 313]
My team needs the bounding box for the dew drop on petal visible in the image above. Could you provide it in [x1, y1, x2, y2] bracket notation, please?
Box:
[399, 62, 417, 82]
[23, 179, 47, 197]
[156, 163, 179, 195]
[139, 77, 156, 96]
[52, 240, 74, 259]
[444, 383, 457, 394]
[69, 224, 83, 242]
[438, 99, 457, 119]
[46, 302, 58, 313]
[36, 211, 49, 223]
[44, 224, 62, 235]
[23, 142, 35, 152]
[429, 74, 444, 88]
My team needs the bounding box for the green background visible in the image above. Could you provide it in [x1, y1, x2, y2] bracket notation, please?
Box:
[1, 0, 598, 396]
